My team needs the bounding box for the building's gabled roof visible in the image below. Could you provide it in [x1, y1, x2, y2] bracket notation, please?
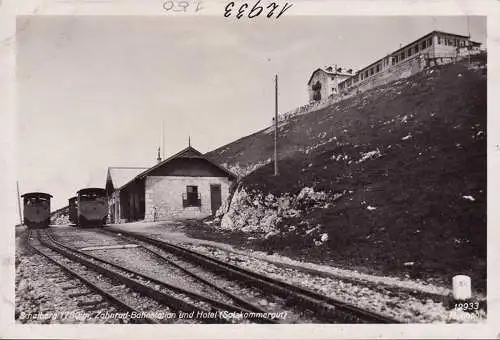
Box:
[106, 167, 149, 191]
[118, 146, 237, 190]
[307, 68, 353, 86]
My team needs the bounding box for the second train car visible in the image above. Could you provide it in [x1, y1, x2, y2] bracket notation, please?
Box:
[77, 188, 108, 227]
[68, 196, 78, 225]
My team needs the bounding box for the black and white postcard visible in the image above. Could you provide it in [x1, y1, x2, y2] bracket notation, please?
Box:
[1, 1, 498, 339]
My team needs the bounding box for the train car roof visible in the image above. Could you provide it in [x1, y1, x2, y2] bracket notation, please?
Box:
[21, 192, 53, 198]
[77, 188, 106, 195]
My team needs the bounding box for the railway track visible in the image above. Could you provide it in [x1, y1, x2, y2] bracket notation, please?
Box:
[39, 229, 278, 324]
[27, 229, 157, 324]
[100, 227, 402, 324]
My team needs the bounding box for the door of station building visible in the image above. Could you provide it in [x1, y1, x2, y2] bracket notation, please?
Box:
[210, 184, 222, 215]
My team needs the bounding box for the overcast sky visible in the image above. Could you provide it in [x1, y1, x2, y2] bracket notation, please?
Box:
[16, 15, 486, 209]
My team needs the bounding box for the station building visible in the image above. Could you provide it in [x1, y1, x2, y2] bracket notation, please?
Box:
[106, 146, 236, 223]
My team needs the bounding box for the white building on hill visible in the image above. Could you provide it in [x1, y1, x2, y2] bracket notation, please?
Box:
[307, 66, 353, 102]
[307, 30, 482, 103]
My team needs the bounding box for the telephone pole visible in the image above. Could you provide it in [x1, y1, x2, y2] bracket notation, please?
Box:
[16, 181, 22, 224]
[274, 74, 279, 176]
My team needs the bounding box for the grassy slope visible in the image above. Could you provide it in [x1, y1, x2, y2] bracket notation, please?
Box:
[205, 63, 486, 290]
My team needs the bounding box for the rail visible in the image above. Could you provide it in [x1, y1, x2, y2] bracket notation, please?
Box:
[104, 228, 402, 324]
[45, 229, 277, 324]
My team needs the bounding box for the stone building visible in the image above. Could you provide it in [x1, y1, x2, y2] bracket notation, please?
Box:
[307, 66, 353, 102]
[105, 166, 149, 223]
[337, 30, 482, 94]
[105, 146, 236, 223]
[306, 31, 482, 103]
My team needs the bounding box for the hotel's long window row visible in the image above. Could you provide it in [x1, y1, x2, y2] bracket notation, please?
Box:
[337, 32, 476, 93]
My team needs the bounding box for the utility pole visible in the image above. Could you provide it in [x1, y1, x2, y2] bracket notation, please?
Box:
[274, 74, 279, 176]
[16, 181, 22, 224]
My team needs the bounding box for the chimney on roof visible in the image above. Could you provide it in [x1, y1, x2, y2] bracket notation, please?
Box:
[326, 66, 333, 72]
[156, 147, 162, 163]
[337, 67, 342, 73]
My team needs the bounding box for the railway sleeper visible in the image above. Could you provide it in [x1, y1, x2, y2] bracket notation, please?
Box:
[77, 299, 104, 308]
[68, 291, 91, 298]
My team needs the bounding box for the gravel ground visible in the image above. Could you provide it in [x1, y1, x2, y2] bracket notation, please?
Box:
[180, 243, 486, 324]
[114, 223, 484, 300]
[72, 224, 487, 323]
[50, 226, 133, 248]
[40, 230, 211, 321]
[44, 228, 253, 323]
[106, 231, 321, 323]
[16, 228, 122, 324]
[89, 246, 237, 306]
[17, 228, 200, 324]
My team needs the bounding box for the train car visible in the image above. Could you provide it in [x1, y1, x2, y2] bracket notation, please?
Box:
[77, 188, 108, 227]
[68, 196, 78, 225]
[21, 192, 52, 228]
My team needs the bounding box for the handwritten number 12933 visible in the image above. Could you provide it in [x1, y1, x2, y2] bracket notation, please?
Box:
[225, 1, 293, 19]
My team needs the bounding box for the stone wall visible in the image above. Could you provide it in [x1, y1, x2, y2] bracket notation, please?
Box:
[144, 176, 232, 221]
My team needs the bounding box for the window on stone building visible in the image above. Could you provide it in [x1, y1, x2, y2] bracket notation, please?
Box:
[438, 36, 441, 44]
[183, 185, 201, 207]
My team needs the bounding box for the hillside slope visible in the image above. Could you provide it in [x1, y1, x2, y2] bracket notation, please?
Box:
[204, 62, 486, 290]
[50, 205, 70, 225]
